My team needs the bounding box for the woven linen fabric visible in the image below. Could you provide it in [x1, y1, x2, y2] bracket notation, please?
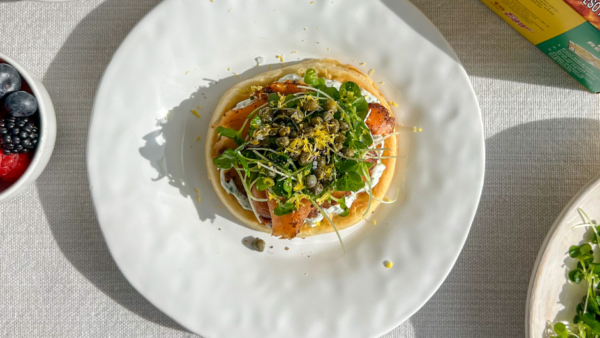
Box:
[1, 0, 599, 337]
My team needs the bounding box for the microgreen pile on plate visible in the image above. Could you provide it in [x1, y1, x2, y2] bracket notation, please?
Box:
[213, 68, 398, 246]
[550, 209, 600, 338]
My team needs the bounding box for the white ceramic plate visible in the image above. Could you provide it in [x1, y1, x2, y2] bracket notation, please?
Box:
[527, 173, 600, 338]
[87, 1, 484, 337]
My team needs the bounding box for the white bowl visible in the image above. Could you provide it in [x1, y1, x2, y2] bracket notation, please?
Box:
[0, 52, 57, 202]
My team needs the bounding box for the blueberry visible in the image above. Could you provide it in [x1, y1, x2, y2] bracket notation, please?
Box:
[4, 91, 37, 117]
[0, 64, 21, 99]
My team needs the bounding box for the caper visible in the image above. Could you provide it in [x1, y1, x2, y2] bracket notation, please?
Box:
[310, 116, 323, 126]
[304, 175, 317, 189]
[302, 126, 314, 135]
[266, 169, 277, 178]
[269, 127, 278, 136]
[252, 238, 266, 252]
[276, 136, 290, 147]
[322, 178, 333, 187]
[299, 151, 312, 166]
[327, 119, 339, 134]
[306, 99, 320, 112]
[278, 126, 290, 137]
[323, 110, 334, 122]
[316, 157, 327, 168]
[314, 168, 324, 180]
[290, 109, 304, 123]
[310, 182, 323, 195]
[260, 109, 273, 123]
[325, 98, 338, 113]
[261, 138, 271, 148]
[335, 134, 346, 144]
[289, 131, 298, 139]
[339, 121, 350, 132]
[291, 152, 301, 161]
[333, 143, 343, 151]
[342, 148, 355, 157]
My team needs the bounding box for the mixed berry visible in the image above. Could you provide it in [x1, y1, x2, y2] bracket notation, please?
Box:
[0, 59, 40, 191]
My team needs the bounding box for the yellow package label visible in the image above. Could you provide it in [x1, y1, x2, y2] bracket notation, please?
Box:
[482, 0, 585, 44]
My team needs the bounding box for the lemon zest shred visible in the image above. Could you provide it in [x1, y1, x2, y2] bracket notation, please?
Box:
[288, 194, 310, 210]
[390, 101, 399, 107]
[191, 110, 201, 118]
[315, 191, 331, 204]
[268, 190, 279, 201]
[194, 188, 201, 203]
[293, 178, 305, 192]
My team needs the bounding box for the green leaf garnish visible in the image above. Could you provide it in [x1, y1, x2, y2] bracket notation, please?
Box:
[303, 68, 325, 87]
[268, 93, 280, 107]
[335, 171, 365, 192]
[274, 202, 295, 216]
[353, 96, 369, 120]
[256, 177, 274, 191]
[213, 149, 239, 169]
[216, 126, 244, 145]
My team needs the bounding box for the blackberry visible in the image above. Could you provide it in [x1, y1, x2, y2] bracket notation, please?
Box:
[0, 117, 38, 155]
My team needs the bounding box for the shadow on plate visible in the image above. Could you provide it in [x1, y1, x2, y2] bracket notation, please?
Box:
[395, 118, 600, 337]
[35, 0, 191, 334]
[385, 0, 587, 91]
[138, 61, 306, 228]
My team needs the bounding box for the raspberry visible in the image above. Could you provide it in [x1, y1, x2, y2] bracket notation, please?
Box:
[0, 152, 31, 182]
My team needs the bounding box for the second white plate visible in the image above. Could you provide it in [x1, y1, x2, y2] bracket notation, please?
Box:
[87, 1, 485, 337]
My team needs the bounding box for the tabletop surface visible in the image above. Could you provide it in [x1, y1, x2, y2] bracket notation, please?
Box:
[1, 0, 599, 337]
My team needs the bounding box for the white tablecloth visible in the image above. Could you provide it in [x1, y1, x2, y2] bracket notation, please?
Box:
[1, 0, 599, 337]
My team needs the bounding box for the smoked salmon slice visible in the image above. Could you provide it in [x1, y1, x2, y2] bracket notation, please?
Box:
[269, 199, 313, 239]
[366, 103, 395, 136]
